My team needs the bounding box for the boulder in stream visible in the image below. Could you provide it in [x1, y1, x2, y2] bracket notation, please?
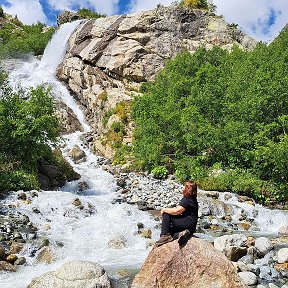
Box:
[131, 237, 247, 288]
[27, 260, 111, 288]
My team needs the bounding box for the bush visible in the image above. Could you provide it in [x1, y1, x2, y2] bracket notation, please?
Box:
[151, 166, 168, 179]
[0, 6, 4, 18]
[132, 29, 288, 203]
[180, 0, 209, 10]
[77, 8, 105, 19]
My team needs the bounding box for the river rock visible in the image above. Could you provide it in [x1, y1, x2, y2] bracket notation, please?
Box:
[238, 271, 257, 286]
[131, 237, 246, 288]
[6, 254, 18, 264]
[226, 246, 247, 262]
[27, 260, 111, 288]
[0, 261, 16, 272]
[108, 236, 127, 249]
[68, 145, 86, 163]
[277, 248, 288, 264]
[278, 226, 288, 237]
[214, 234, 247, 252]
[255, 237, 273, 257]
[0, 245, 5, 260]
[14, 256, 26, 265]
[36, 247, 54, 264]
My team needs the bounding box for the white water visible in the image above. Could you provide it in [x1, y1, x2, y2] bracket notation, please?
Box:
[0, 21, 157, 287]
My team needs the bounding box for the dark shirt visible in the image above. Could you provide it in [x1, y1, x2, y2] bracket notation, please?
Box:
[179, 196, 198, 220]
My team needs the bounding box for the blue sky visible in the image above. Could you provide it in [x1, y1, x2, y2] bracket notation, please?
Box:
[0, 0, 287, 42]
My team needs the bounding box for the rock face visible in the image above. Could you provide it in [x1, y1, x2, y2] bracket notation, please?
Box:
[27, 260, 111, 288]
[131, 237, 247, 288]
[57, 5, 257, 159]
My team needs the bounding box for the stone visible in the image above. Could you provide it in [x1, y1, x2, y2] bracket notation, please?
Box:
[238, 271, 258, 286]
[0, 245, 5, 260]
[278, 248, 288, 263]
[6, 254, 18, 264]
[27, 260, 111, 288]
[14, 256, 26, 265]
[214, 234, 247, 252]
[131, 238, 246, 288]
[225, 246, 247, 262]
[17, 192, 27, 200]
[238, 254, 255, 265]
[255, 237, 273, 257]
[108, 236, 127, 249]
[68, 145, 86, 163]
[0, 261, 16, 272]
[274, 263, 288, 271]
[268, 284, 279, 288]
[36, 247, 54, 264]
[140, 229, 152, 239]
[72, 198, 82, 207]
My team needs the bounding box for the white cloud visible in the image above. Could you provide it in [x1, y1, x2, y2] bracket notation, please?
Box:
[129, 0, 173, 13]
[2, 0, 49, 25]
[128, 0, 288, 42]
[212, 0, 288, 42]
[47, 0, 119, 16]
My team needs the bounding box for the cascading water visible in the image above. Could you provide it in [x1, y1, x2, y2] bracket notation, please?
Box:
[0, 21, 157, 288]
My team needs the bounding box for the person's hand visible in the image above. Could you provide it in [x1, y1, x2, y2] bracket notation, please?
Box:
[160, 208, 166, 215]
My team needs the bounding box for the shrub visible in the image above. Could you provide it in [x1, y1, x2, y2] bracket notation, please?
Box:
[180, 0, 209, 10]
[151, 166, 168, 179]
[77, 8, 105, 19]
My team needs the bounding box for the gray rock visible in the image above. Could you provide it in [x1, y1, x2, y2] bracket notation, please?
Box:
[27, 260, 111, 288]
[238, 254, 255, 264]
[214, 234, 247, 252]
[238, 271, 258, 286]
[277, 248, 288, 264]
[225, 246, 247, 262]
[14, 257, 26, 265]
[255, 237, 274, 257]
[268, 284, 279, 288]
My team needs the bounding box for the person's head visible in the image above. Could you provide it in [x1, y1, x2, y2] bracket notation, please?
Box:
[183, 181, 197, 197]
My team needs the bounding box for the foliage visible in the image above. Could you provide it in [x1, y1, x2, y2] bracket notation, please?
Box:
[132, 29, 288, 203]
[0, 6, 4, 18]
[0, 21, 55, 58]
[151, 166, 168, 179]
[180, 0, 209, 10]
[0, 70, 60, 192]
[77, 8, 106, 19]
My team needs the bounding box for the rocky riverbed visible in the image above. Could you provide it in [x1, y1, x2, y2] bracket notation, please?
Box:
[1, 155, 288, 288]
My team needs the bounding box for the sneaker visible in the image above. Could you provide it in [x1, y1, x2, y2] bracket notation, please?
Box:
[178, 229, 191, 247]
[155, 234, 173, 247]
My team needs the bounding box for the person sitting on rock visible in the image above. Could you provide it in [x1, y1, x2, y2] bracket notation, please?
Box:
[155, 180, 199, 247]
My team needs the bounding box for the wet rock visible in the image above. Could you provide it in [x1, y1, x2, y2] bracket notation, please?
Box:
[36, 246, 54, 264]
[238, 254, 255, 265]
[37, 237, 50, 249]
[17, 192, 27, 200]
[0, 261, 16, 272]
[108, 236, 127, 249]
[246, 264, 260, 276]
[238, 222, 251, 231]
[278, 226, 288, 237]
[27, 260, 111, 288]
[238, 271, 258, 286]
[137, 222, 144, 230]
[14, 256, 26, 265]
[10, 242, 24, 255]
[226, 246, 247, 262]
[140, 229, 152, 239]
[72, 198, 82, 207]
[68, 145, 86, 163]
[214, 234, 247, 252]
[277, 248, 288, 264]
[255, 237, 274, 257]
[116, 177, 126, 188]
[6, 254, 18, 264]
[0, 245, 5, 260]
[78, 181, 90, 191]
[32, 207, 41, 214]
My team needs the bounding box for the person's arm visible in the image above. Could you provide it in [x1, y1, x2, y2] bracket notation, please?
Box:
[161, 205, 185, 215]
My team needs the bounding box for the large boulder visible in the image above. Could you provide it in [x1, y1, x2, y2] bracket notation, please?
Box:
[27, 260, 111, 288]
[131, 237, 247, 288]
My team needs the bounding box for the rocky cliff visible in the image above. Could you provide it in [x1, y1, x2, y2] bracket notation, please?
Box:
[57, 5, 257, 161]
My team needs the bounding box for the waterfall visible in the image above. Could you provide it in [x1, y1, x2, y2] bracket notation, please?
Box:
[0, 21, 158, 288]
[5, 20, 91, 132]
[41, 20, 82, 72]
